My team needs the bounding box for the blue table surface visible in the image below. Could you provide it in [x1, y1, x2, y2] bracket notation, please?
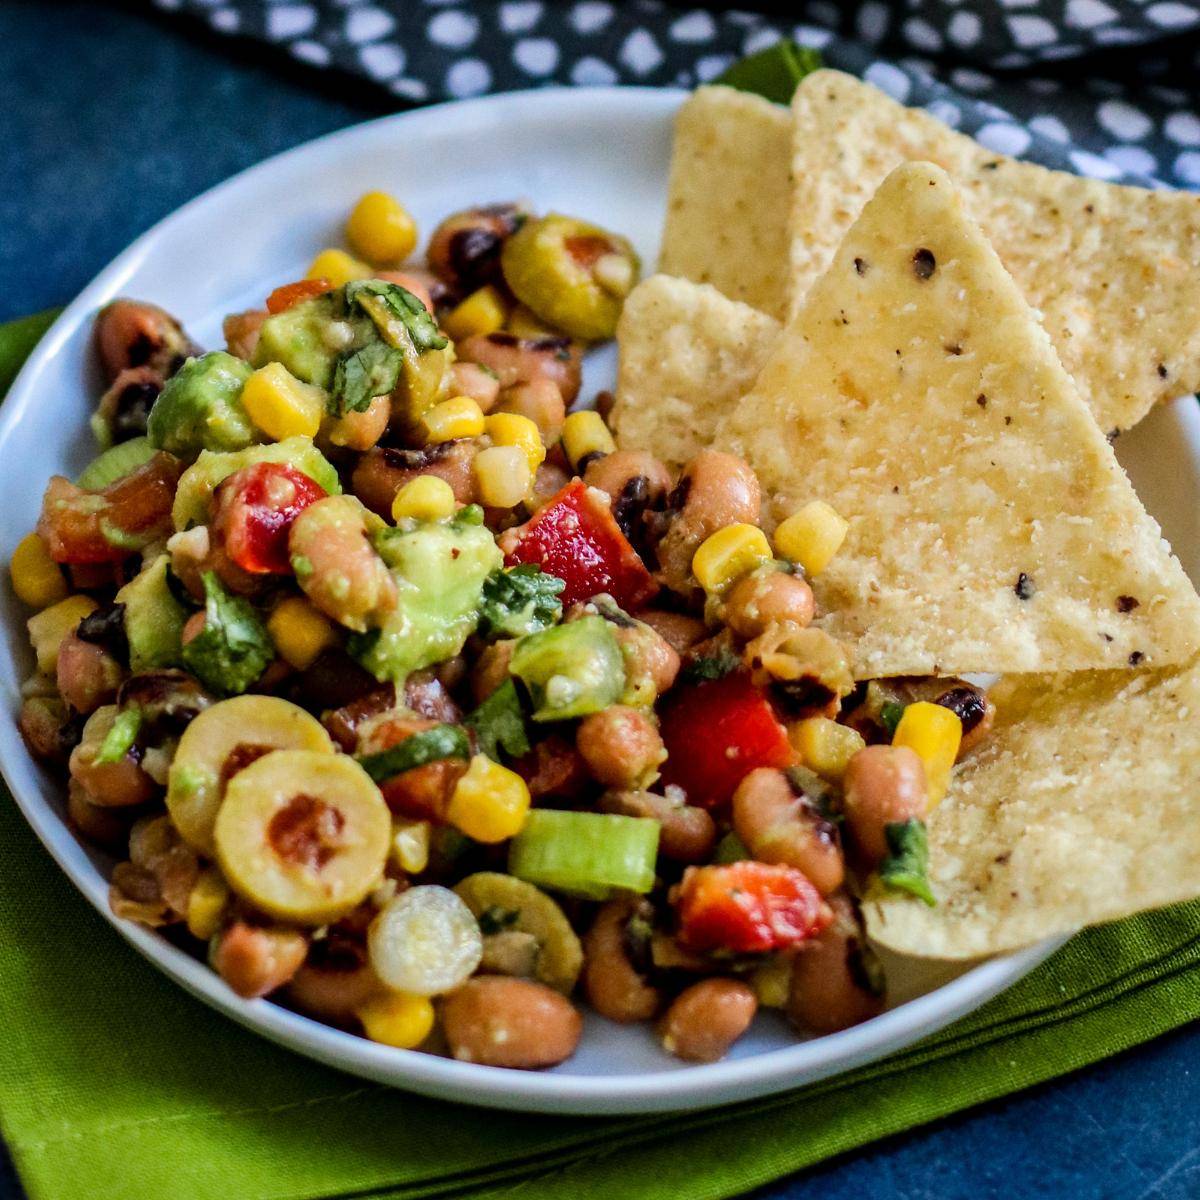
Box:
[2, 3, 1200, 1197]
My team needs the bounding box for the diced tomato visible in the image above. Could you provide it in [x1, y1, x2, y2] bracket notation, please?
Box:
[212, 462, 327, 574]
[37, 453, 182, 564]
[265, 278, 332, 314]
[502, 479, 657, 610]
[658, 670, 794, 809]
[676, 862, 831, 954]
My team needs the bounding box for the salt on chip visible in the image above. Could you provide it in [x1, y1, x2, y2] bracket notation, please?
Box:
[714, 161, 1200, 679]
[864, 659, 1200, 958]
[658, 86, 793, 320]
[790, 69, 1200, 432]
[612, 275, 780, 471]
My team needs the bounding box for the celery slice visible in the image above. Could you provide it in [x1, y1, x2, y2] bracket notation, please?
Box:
[77, 436, 156, 490]
[507, 809, 660, 900]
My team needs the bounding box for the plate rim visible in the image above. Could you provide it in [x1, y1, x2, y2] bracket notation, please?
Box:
[0, 84, 1068, 1115]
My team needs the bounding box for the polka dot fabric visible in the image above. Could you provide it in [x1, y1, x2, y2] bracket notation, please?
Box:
[150, 0, 1200, 187]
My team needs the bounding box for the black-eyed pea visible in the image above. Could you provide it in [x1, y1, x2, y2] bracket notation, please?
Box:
[723, 568, 815, 640]
[658, 979, 758, 1063]
[598, 789, 716, 863]
[441, 977, 582, 1068]
[211, 920, 309, 999]
[576, 705, 665, 790]
[583, 896, 661, 1023]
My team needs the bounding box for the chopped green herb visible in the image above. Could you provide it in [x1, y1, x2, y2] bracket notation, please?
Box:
[344, 280, 448, 354]
[465, 678, 530, 762]
[330, 340, 404, 416]
[716, 41, 823, 105]
[878, 818, 936, 907]
[180, 572, 274, 696]
[357, 723, 471, 783]
[680, 646, 741, 684]
[879, 701, 907, 737]
[455, 504, 485, 527]
[714, 830, 750, 864]
[478, 565, 565, 638]
[94, 708, 143, 765]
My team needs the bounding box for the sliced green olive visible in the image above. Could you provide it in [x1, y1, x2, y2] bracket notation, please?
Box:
[500, 214, 640, 341]
[166, 695, 334, 854]
[453, 871, 583, 994]
[214, 749, 390, 925]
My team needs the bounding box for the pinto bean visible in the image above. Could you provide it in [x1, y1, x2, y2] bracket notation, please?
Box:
[576, 705, 665, 789]
[351, 441, 480, 517]
[212, 920, 309, 999]
[441, 976, 582, 1069]
[583, 896, 661, 1023]
[456, 333, 582, 406]
[788, 894, 884, 1034]
[843, 745, 928, 864]
[598, 789, 715, 863]
[656, 451, 761, 593]
[658, 979, 757, 1063]
[731, 767, 845, 895]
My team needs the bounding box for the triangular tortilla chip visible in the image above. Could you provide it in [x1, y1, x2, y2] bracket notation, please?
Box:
[790, 70, 1200, 432]
[864, 659, 1200, 958]
[715, 161, 1200, 678]
[612, 275, 780, 471]
[658, 87, 792, 320]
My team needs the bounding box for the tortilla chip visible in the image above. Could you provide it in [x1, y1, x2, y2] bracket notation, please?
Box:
[864, 659, 1200, 958]
[790, 70, 1200, 432]
[658, 87, 792, 320]
[612, 276, 780, 471]
[715, 161, 1200, 678]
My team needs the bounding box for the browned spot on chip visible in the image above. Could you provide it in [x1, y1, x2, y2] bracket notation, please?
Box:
[912, 248, 936, 279]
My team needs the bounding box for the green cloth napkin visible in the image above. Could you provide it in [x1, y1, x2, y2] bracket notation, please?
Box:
[3, 236, 1200, 1199]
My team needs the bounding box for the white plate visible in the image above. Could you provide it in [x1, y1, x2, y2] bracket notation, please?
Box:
[4, 86, 1197, 1116]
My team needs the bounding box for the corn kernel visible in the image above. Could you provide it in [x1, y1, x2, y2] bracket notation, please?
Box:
[390, 818, 431, 874]
[242, 362, 325, 441]
[791, 717, 866, 781]
[306, 248, 370, 287]
[506, 304, 556, 339]
[484, 412, 545, 474]
[892, 700, 962, 807]
[391, 475, 457, 523]
[446, 753, 531, 843]
[773, 501, 849, 577]
[27, 595, 97, 675]
[443, 285, 510, 342]
[692, 523, 773, 595]
[10, 532, 68, 609]
[186, 868, 230, 941]
[345, 190, 417, 266]
[561, 410, 615, 468]
[474, 446, 533, 509]
[750, 956, 793, 1009]
[421, 395, 486, 444]
[356, 990, 436, 1049]
[267, 596, 338, 670]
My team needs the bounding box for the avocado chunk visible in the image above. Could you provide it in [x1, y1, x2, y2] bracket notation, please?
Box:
[146, 351, 257, 457]
[509, 616, 626, 721]
[350, 513, 502, 684]
[116, 554, 188, 671]
[172, 436, 340, 529]
[253, 292, 344, 389]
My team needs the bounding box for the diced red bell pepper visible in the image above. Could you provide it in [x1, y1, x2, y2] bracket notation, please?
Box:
[265, 278, 332, 314]
[37, 452, 182, 564]
[658, 671, 793, 809]
[502, 479, 657, 610]
[676, 861, 831, 954]
[212, 462, 327, 574]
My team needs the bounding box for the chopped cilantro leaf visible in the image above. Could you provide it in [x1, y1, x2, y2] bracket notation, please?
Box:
[478, 565, 565, 639]
[878, 818, 935, 907]
[344, 280, 447, 354]
[680, 646, 741, 684]
[330, 340, 404, 416]
[180, 572, 274, 696]
[357, 723, 471, 783]
[879, 700, 907, 737]
[465, 678, 530, 761]
[478, 906, 520, 935]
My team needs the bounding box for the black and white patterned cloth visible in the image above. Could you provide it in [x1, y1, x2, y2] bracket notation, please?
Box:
[150, 0, 1200, 188]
